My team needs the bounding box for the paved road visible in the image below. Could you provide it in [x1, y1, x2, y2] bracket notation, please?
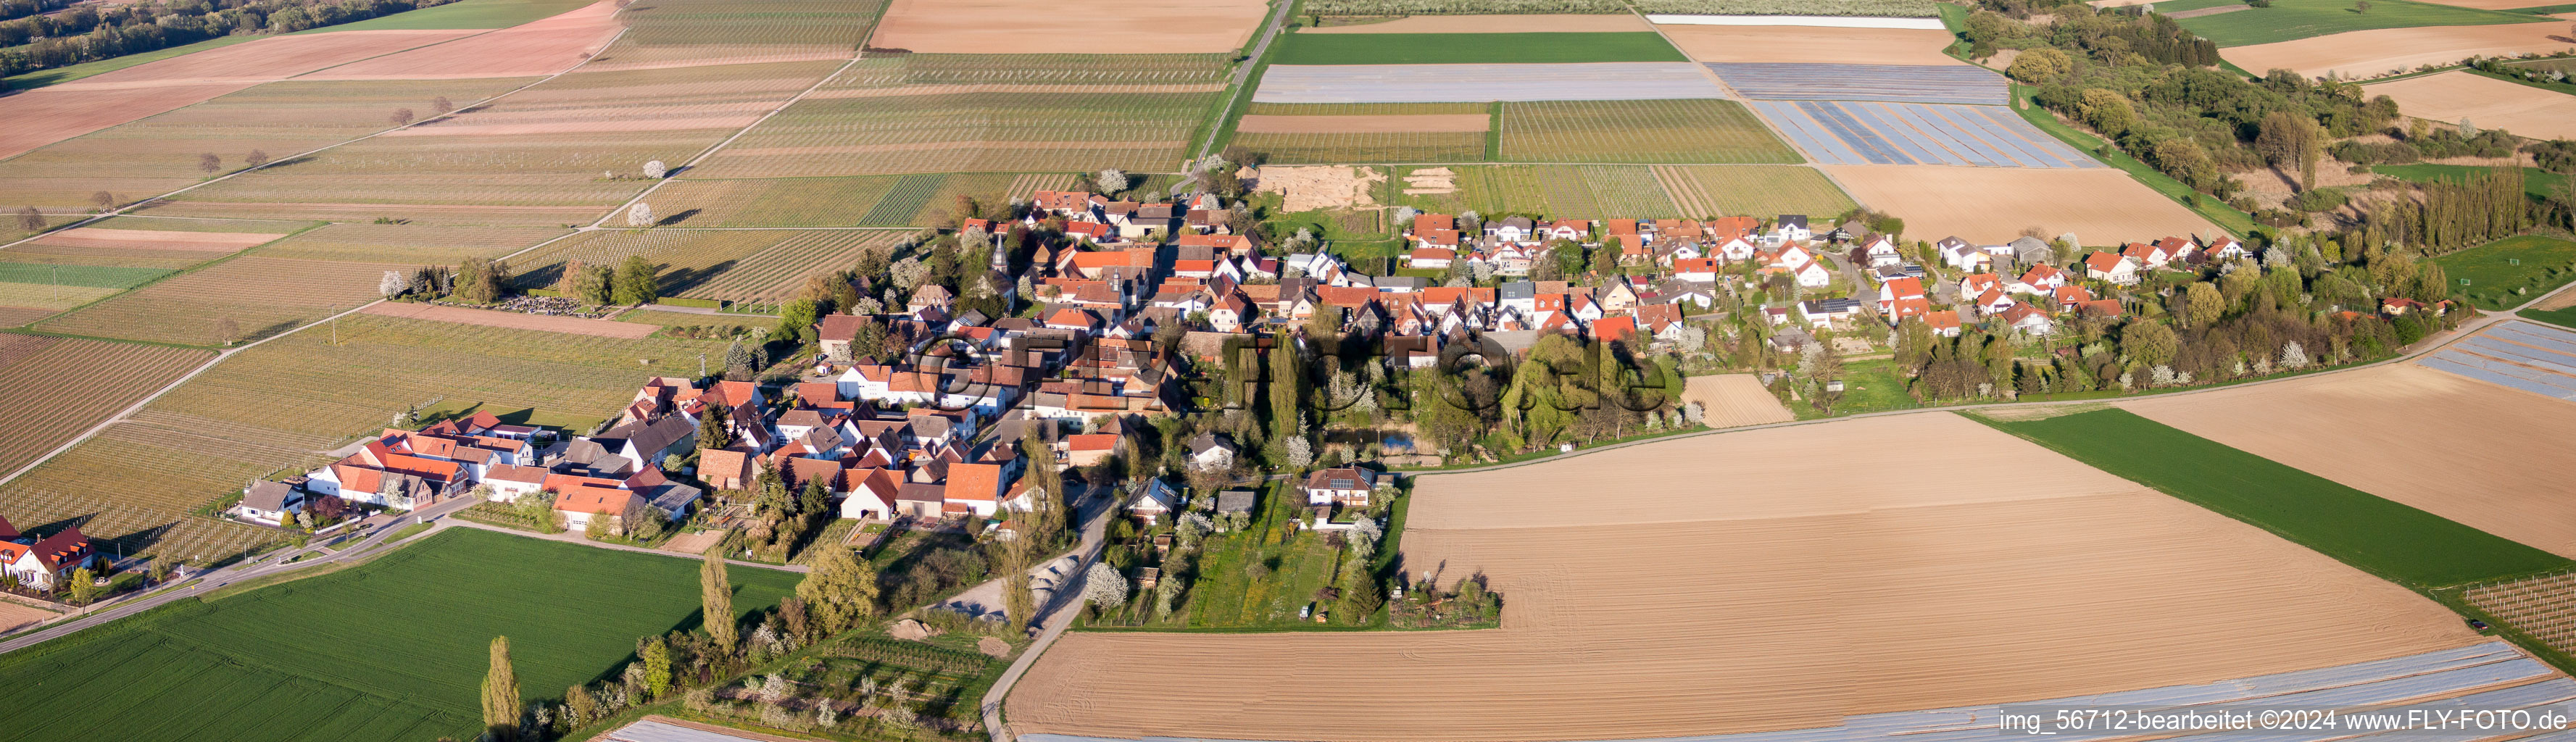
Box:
[0, 495, 475, 654]
[979, 485, 1117, 742]
[1194, 0, 1297, 159]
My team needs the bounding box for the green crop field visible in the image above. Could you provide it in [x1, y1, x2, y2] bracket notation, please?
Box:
[1975, 407, 2574, 587]
[0, 262, 173, 289]
[1652, 164, 1856, 219]
[612, 0, 886, 48]
[2526, 305, 2576, 329]
[0, 77, 539, 212]
[1271, 32, 1687, 64]
[2432, 235, 2576, 310]
[36, 257, 405, 346]
[2173, 0, 2545, 46]
[0, 528, 799, 742]
[1389, 165, 1551, 215]
[251, 224, 567, 263]
[302, 0, 598, 32]
[1500, 99, 1800, 164]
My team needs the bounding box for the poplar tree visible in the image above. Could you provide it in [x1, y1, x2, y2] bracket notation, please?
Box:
[702, 549, 736, 655]
[480, 636, 519, 741]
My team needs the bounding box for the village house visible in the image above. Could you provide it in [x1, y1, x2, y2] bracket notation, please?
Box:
[0, 518, 94, 592]
[233, 480, 302, 526]
[2084, 251, 2140, 285]
[1303, 467, 1379, 508]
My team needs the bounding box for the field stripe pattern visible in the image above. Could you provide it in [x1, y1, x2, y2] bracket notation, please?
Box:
[0, 338, 213, 487]
[1750, 101, 2098, 168]
[1708, 63, 2009, 104]
[1252, 63, 1728, 104]
[2417, 321, 2576, 399]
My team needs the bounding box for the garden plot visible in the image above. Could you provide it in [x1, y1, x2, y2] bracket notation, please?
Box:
[1752, 100, 2098, 167]
[2414, 320, 2576, 401]
[1252, 63, 1728, 104]
[294, 0, 623, 80]
[868, 0, 1266, 54]
[1008, 413, 2486, 741]
[2222, 22, 2576, 80]
[1661, 24, 1964, 65]
[2363, 71, 2576, 141]
[2123, 358, 2576, 560]
[1710, 63, 2008, 105]
[0, 28, 478, 159]
[1826, 165, 2214, 241]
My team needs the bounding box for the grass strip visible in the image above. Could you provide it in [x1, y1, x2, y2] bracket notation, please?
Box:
[1970, 407, 2572, 588]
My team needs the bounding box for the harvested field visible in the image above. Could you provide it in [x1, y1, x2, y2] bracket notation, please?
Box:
[1302, 14, 1651, 33]
[2364, 71, 2576, 141]
[1010, 413, 2483, 741]
[0, 29, 476, 158]
[2122, 359, 2576, 560]
[1824, 165, 2216, 243]
[1660, 24, 1964, 65]
[26, 228, 286, 252]
[35, 257, 405, 346]
[0, 338, 212, 485]
[0, 601, 52, 635]
[1711, 63, 2008, 104]
[1653, 164, 1857, 218]
[1499, 99, 1799, 164]
[1253, 63, 1729, 104]
[295, 0, 622, 80]
[2221, 22, 2576, 80]
[1751, 100, 2098, 167]
[1236, 114, 1492, 133]
[1253, 166, 1387, 212]
[868, 0, 1266, 54]
[360, 302, 656, 338]
[510, 229, 913, 303]
[248, 224, 565, 263]
[1681, 373, 1792, 427]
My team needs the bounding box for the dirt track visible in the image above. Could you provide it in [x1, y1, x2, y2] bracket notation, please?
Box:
[2121, 362, 2576, 559]
[2364, 71, 2576, 141]
[1302, 14, 1650, 33]
[1661, 25, 1964, 66]
[296, 0, 622, 80]
[1007, 414, 2479, 741]
[1824, 165, 2217, 243]
[868, 0, 1267, 54]
[2222, 22, 2575, 80]
[1682, 374, 1794, 428]
[360, 302, 656, 338]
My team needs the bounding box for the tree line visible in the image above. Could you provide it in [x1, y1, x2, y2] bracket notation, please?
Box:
[1, 0, 455, 80]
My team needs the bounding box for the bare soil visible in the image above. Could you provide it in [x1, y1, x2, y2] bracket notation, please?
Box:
[0, 601, 54, 635]
[1234, 114, 1492, 133]
[2121, 357, 2576, 559]
[1661, 25, 1964, 66]
[868, 0, 1268, 54]
[1252, 165, 1385, 212]
[2364, 70, 2576, 141]
[1824, 165, 2218, 244]
[1302, 14, 1650, 33]
[1682, 373, 1793, 428]
[296, 0, 622, 80]
[2224, 23, 2576, 80]
[31, 228, 286, 251]
[1009, 413, 2480, 741]
[360, 301, 656, 338]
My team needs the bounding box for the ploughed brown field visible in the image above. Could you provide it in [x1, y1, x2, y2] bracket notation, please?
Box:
[1659, 25, 1966, 66]
[0, 29, 476, 158]
[2121, 362, 2576, 559]
[359, 302, 657, 338]
[1234, 114, 1492, 133]
[29, 228, 288, 252]
[0, 601, 51, 634]
[2223, 22, 2576, 80]
[867, 0, 1268, 54]
[1007, 414, 2479, 741]
[1824, 165, 2217, 243]
[1302, 14, 1651, 33]
[1680, 373, 1793, 428]
[2363, 71, 2576, 141]
[297, 0, 624, 80]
